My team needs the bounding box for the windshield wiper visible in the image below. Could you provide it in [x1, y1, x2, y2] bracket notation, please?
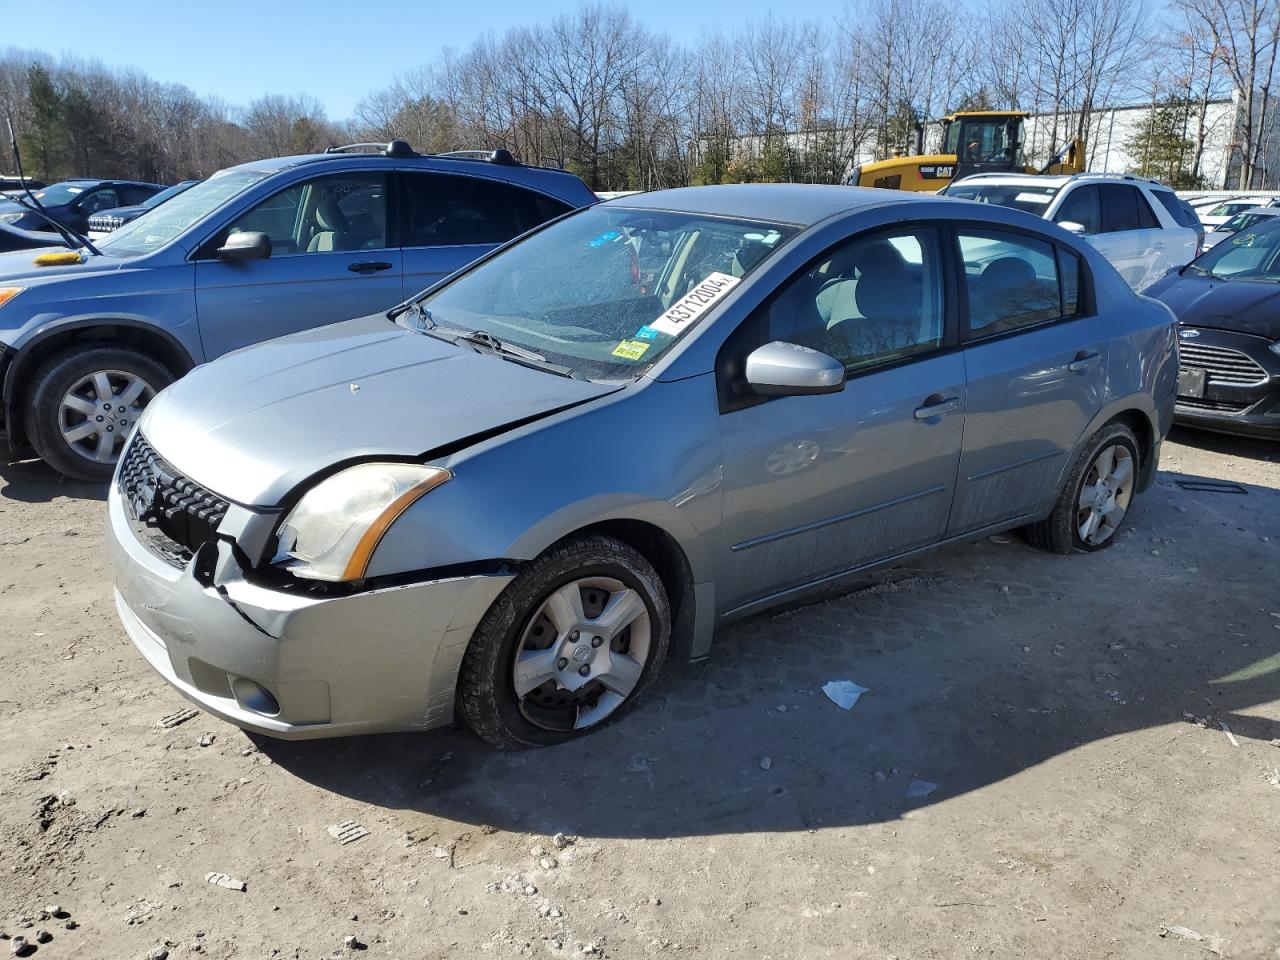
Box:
[6, 193, 101, 256]
[4, 115, 100, 256]
[454, 328, 549, 363]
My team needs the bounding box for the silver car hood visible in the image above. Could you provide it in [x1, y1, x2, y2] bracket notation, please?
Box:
[139, 314, 621, 506]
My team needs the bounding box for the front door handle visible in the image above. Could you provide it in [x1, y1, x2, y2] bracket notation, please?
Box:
[1068, 351, 1102, 373]
[914, 395, 961, 420]
[348, 261, 393, 275]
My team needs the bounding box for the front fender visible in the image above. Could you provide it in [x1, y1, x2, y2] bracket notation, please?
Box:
[364, 374, 724, 586]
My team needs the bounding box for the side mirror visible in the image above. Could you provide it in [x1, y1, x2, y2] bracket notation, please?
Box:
[1057, 220, 1088, 236]
[745, 341, 845, 397]
[216, 231, 271, 261]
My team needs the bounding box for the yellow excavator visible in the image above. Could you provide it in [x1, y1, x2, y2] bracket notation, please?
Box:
[849, 110, 1086, 192]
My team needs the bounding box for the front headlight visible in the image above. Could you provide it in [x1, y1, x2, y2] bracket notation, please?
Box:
[0, 212, 24, 225]
[274, 463, 451, 581]
[1269, 340, 1280, 357]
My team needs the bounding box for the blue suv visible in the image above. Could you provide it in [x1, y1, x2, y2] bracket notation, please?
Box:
[0, 142, 597, 480]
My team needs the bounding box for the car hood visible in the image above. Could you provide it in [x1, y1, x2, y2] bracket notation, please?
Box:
[0, 246, 123, 283]
[139, 314, 624, 506]
[1144, 272, 1280, 340]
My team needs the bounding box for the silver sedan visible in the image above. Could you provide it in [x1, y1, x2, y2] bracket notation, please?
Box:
[108, 184, 1178, 748]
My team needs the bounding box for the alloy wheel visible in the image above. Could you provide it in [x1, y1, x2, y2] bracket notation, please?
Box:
[58, 369, 153, 464]
[1076, 442, 1134, 546]
[512, 576, 651, 733]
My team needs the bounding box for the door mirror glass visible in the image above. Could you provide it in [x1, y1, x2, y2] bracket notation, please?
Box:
[216, 230, 272, 261]
[745, 341, 845, 397]
[1058, 220, 1087, 235]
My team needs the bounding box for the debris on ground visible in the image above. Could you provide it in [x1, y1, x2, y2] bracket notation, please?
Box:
[343, 935, 362, 951]
[40, 906, 64, 920]
[327, 819, 370, 845]
[822, 680, 869, 710]
[1158, 923, 1226, 955]
[146, 948, 169, 960]
[1263, 769, 1280, 789]
[32, 931, 50, 944]
[539, 857, 558, 870]
[906, 780, 938, 800]
[197, 733, 216, 747]
[157, 708, 199, 729]
[1220, 722, 1239, 747]
[204, 872, 247, 892]
[552, 833, 575, 850]
[10, 935, 28, 956]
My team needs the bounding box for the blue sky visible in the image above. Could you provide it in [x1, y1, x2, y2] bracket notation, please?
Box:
[6, 0, 842, 120]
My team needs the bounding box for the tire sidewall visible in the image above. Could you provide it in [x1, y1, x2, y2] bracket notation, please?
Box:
[462, 539, 671, 749]
[26, 345, 173, 483]
[1069, 425, 1139, 553]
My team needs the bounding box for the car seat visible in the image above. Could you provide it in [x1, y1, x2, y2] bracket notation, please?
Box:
[307, 198, 351, 252]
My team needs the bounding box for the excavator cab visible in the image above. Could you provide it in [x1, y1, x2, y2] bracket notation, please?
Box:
[849, 110, 1082, 192]
[942, 112, 1025, 179]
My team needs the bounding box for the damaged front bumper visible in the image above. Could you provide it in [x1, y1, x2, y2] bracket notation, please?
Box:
[107, 488, 513, 739]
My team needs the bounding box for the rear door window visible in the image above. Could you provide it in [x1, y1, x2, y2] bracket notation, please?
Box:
[958, 229, 1068, 338]
[120, 185, 156, 205]
[398, 172, 520, 247]
[1152, 190, 1198, 228]
[507, 185, 572, 233]
[1099, 184, 1157, 233]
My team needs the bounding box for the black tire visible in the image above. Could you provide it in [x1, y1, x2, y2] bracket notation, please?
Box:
[458, 534, 671, 749]
[24, 345, 174, 483]
[1023, 422, 1140, 554]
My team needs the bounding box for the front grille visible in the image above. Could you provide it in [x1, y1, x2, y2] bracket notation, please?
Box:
[1178, 341, 1268, 385]
[1176, 396, 1251, 413]
[119, 434, 229, 564]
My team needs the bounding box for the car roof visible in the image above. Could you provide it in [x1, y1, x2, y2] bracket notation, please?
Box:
[605, 184, 918, 226]
[222, 150, 585, 183]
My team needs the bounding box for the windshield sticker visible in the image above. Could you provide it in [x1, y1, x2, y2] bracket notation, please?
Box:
[650, 272, 741, 336]
[1015, 192, 1053, 204]
[1232, 232, 1256, 246]
[633, 325, 662, 341]
[611, 339, 651, 361]
[588, 229, 622, 248]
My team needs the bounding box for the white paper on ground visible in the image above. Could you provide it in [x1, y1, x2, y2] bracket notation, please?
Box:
[822, 680, 869, 710]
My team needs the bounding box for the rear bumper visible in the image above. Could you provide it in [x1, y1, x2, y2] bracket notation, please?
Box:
[1174, 327, 1280, 439]
[108, 487, 514, 739]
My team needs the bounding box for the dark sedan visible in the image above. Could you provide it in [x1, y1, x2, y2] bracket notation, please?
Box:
[1146, 220, 1280, 438]
[0, 179, 164, 235]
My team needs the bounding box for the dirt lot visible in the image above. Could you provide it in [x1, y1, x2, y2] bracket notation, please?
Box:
[1, 427, 1278, 960]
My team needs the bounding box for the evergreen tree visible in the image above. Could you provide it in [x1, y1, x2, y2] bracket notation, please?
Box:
[1125, 96, 1205, 188]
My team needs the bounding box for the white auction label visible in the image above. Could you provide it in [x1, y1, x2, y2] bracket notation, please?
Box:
[649, 272, 741, 336]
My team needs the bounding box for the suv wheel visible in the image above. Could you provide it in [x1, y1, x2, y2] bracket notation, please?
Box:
[458, 535, 671, 749]
[1023, 422, 1140, 554]
[25, 345, 173, 482]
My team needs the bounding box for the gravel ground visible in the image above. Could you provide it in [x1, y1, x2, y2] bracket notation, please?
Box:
[1, 427, 1278, 960]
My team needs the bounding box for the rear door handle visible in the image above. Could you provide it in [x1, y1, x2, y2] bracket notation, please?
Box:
[914, 395, 961, 420]
[348, 261, 393, 275]
[1068, 351, 1102, 373]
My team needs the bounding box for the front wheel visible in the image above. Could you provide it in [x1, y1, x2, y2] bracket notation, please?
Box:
[458, 535, 671, 749]
[1023, 422, 1140, 554]
[25, 345, 173, 482]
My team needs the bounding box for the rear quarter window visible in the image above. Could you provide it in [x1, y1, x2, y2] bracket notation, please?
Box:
[1152, 190, 1198, 229]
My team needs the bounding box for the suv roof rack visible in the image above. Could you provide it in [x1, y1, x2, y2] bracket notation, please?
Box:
[433, 149, 519, 166]
[1066, 171, 1164, 186]
[320, 142, 521, 166]
[324, 140, 421, 159]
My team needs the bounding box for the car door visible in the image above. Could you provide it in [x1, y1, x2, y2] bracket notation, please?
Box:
[947, 226, 1109, 536]
[717, 225, 966, 612]
[397, 171, 544, 299]
[194, 170, 402, 359]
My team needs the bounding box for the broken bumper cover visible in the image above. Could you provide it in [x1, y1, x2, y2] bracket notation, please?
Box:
[107, 488, 514, 739]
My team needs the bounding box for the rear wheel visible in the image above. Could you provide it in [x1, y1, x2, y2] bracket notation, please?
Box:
[1023, 422, 1139, 554]
[458, 535, 671, 749]
[25, 345, 173, 482]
